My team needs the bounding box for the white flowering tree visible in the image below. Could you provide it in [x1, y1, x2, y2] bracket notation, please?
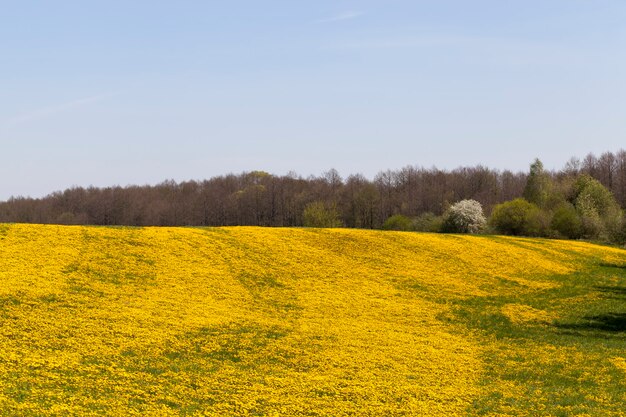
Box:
[442, 199, 486, 234]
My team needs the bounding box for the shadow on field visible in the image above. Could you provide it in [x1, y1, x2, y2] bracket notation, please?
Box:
[555, 313, 626, 334]
[599, 262, 626, 269]
[553, 285, 626, 336]
[593, 285, 626, 299]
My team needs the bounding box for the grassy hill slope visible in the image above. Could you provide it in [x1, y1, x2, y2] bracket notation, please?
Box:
[1, 224, 625, 416]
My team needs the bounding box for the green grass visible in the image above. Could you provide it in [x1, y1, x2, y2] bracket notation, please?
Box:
[454, 261, 626, 415]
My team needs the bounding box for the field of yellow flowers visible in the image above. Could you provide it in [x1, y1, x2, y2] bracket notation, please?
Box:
[1, 224, 626, 416]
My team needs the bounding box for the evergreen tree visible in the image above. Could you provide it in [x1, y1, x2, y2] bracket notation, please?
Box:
[523, 158, 553, 208]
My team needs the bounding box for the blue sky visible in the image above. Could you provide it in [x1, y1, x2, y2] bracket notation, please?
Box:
[1, 1, 625, 200]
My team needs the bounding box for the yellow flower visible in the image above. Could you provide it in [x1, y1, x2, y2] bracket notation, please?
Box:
[0, 224, 624, 415]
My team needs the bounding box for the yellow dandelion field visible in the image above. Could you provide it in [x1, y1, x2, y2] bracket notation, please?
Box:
[1, 224, 625, 416]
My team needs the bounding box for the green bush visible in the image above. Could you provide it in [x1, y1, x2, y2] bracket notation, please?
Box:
[616, 212, 626, 246]
[605, 211, 625, 244]
[382, 214, 413, 231]
[550, 203, 582, 239]
[489, 198, 545, 236]
[412, 212, 443, 233]
[572, 175, 622, 240]
[572, 175, 619, 217]
[303, 201, 342, 228]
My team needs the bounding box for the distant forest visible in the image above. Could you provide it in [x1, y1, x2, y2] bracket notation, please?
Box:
[1, 150, 625, 228]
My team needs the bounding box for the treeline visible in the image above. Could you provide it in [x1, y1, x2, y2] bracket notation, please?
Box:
[1, 150, 625, 229]
[490, 166, 626, 243]
[379, 150, 626, 245]
[0, 167, 526, 227]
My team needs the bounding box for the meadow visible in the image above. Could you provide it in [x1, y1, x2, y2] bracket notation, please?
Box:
[0, 223, 625, 416]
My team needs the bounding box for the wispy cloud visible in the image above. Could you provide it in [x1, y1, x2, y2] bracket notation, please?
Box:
[3, 91, 121, 127]
[316, 11, 364, 24]
[328, 34, 483, 50]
